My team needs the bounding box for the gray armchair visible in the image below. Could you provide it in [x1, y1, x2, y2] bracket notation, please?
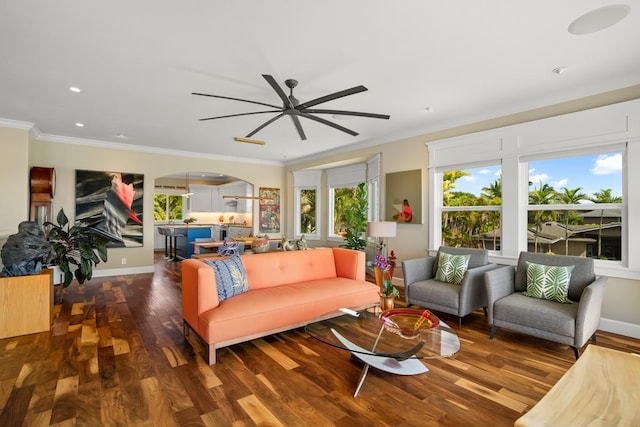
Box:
[485, 252, 607, 359]
[402, 246, 497, 329]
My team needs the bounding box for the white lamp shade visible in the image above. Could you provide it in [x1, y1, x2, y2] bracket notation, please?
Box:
[367, 221, 397, 238]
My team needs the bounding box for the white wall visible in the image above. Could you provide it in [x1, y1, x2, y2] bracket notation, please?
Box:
[23, 138, 284, 274]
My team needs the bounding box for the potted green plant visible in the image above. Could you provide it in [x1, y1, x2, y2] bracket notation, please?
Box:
[340, 182, 368, 251]
[375, 253, 399, 310]
[45, 208, 110, 288]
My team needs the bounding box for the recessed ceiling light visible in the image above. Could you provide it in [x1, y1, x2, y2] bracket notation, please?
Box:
[75, 122, 84, 127]
[568, 4, 631, 35]
[114, 133, 128, 139]
[68, 86, 81, 93]
[424, 107, 434, 113]
[552, 66, 568, 75]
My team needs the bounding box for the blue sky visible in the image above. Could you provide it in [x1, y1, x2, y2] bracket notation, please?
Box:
[451, 152, 623, 200]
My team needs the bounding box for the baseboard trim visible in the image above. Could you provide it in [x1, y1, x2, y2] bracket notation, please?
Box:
[93, 266, 155, 277]
[599, 317, 640, 340]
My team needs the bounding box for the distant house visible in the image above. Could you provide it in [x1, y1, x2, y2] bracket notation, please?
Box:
[474, 209, 621, 259]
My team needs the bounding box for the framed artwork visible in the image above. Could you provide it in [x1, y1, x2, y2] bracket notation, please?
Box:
[75, 170, 144, 248]
[385, 169, 422, 224]
[259, 187, 280, 233]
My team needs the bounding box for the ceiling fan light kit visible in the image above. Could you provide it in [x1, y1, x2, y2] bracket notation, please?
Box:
[234, 137, 266, 145]
[194, 74, 390, 140]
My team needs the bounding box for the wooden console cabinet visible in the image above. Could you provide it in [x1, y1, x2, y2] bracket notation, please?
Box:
[0, 268, 53, 339]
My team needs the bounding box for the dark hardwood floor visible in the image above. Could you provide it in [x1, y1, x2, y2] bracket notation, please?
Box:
[1, 254, 639, 426]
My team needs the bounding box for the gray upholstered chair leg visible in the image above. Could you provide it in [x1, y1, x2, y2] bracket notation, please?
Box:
[591, 333, 597, 343]
[489, 325, 499, 339]
[482, 306, 488, 316]
[458, 317, 462, 330]
[571, 346, 580, 359]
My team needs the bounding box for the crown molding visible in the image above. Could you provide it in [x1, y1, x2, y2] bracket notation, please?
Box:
[31, 131, 283, 167]
[0, 118, 34, 130]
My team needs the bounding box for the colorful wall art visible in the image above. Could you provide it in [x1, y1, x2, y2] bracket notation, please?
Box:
[75, 170, 144, 247]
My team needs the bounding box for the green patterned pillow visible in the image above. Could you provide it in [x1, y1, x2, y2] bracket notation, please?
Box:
[435, 253, 470, 285]
[523, 262, 574, 303]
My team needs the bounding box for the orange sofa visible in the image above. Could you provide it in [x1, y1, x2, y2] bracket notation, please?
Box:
[182, 247, 380, 364]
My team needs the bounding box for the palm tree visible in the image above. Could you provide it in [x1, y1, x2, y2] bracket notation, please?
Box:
[557, 187, 588, 255]
[590, 189, 623, 258]
[529, 182, 557, 253]
[482, 178, 502, 250]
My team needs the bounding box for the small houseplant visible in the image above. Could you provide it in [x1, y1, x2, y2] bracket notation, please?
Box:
[45, 208, 110, 288]
[375, 253, 399, 310]
[340, 182, 368, 251]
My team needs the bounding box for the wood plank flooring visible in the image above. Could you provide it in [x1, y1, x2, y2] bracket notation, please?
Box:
[1, 253, 639, 426]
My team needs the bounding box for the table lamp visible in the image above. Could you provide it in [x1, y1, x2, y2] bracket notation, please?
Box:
[367, 221, 397, 260]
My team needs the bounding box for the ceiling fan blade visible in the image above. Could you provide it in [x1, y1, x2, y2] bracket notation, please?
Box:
[303, 109, 390, 120]
[192, 92, 282, 110]
[289, 114, 307, 140]
[298, 85, 368, 109]
[246, 112, 286, 138]
[262, 75, 295, 109]
[199, 110, 281, 121]
[299, 113, 359, 137]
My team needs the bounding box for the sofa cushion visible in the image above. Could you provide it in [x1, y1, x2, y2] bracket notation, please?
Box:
[494, 293, 578, 338]
[435, 252, 470, 285]
[523, 262, 574, 304]
[198, 277, 379, 343]
[204, 255, 249, 302]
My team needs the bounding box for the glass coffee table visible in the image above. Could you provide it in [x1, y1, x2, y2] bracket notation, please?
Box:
[305, 307, 460, 397]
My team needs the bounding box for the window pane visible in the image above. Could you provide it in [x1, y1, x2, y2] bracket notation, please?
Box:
[443, 166, 502, 205]
[154, 194, 167, 221]
[526, 208, 622, 260]
[527, 152, 623, 261]
[168, 195, 183, 220]
[300, 189, 316, 234]
[528, 152, 622, 205]
[442, 210, 501, 249]
[333, 186, 357, 235]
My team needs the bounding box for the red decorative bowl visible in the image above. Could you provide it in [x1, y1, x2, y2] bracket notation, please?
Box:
[379, 308, 440, 338]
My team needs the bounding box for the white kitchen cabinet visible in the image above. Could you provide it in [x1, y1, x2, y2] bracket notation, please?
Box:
[188, 184, 219, 212]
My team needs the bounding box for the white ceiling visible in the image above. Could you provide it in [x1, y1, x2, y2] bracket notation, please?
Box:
[1, 1, 639, 164]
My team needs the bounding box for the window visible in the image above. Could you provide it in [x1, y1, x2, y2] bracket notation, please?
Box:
[440, 165, 502, 249]
[154, 193, 183, 221]
[299, 189, 316, 234]
[526, 151, 623, 261]
[326, 164, 366, 240]
[292, 170, 321, 239]
[427, 99, 638, 277]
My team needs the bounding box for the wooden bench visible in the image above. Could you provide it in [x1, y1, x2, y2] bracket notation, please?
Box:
[515, 345, 640, 426]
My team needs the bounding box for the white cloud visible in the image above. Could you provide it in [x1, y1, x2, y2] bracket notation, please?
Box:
[529, 173, 548, 185]
[553, 178, 568, 188]
[478, 169, 491, 175]
[591, 153, 622, 175]
[461, 175, 477, 182]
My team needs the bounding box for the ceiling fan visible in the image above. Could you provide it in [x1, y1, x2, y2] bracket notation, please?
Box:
[193, 74, 390, 141]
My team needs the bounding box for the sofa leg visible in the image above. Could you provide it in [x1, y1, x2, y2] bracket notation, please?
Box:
[482, 306, 488, 317]
[457, 317, 462, 330]
[183, 320, 189, 337]
[571, 346, 580, 360]
[207, 344, 217, 365]
[489, 325, 498, 339]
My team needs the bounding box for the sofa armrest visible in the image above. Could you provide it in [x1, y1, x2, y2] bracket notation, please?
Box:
[484, 266, 516, 324]
[182, 259, 220, 330]
[575, 276, 607, 347]
[332, 247, 366, 280]
[458, 263, 497, 315]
